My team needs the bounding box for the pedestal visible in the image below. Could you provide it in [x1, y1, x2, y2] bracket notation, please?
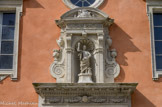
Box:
[78, 73, 93, 83]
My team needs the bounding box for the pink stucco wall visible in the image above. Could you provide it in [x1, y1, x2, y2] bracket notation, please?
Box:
[0, 0, 162, 107]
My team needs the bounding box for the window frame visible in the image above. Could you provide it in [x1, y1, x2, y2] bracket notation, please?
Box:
[0, 0, 22, 81]
[147, 0, 162, 80]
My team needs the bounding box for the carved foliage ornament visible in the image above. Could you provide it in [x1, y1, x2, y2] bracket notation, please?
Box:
[105, 37, 120, 78]
[33, 83, 138, 106]
[44, 96, 128, 104]
[50, 37, 65, 80]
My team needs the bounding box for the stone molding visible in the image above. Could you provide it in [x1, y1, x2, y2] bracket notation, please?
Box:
[33, 83, 137, 107]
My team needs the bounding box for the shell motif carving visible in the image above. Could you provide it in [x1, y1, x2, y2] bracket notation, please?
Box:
[75, 39, 95, 52]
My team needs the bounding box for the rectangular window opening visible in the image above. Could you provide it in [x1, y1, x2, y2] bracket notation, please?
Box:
[153, 13, 162, 71]
[0, 12, 15, 70]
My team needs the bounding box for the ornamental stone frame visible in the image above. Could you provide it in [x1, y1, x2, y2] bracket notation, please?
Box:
[50, 7, 120, 83]
[33, 7, 137, 107]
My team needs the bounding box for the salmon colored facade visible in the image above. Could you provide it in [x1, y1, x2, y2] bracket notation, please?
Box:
[0, 0, 162, 107]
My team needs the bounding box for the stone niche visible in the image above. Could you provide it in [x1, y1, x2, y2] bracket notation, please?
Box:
[50, 7, 120, 83]
[33, 7, 138, 107]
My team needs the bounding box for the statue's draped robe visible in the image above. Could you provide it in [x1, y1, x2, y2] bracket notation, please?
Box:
[79, 51, 91, 73]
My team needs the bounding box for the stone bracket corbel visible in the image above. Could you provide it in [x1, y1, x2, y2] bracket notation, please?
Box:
[104, 18, 114, 27]
[55, 20, 66, 28]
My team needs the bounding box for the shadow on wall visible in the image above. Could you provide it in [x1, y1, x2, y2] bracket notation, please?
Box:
[110, 23, 141, 66]
[23, 0, 44, 15]
[13, 0, 44, 82]
[110, 24, 162, 82]
[109, 24, 141, 82]
[132, 90, 156, 107]
[155, 78, 162, 82]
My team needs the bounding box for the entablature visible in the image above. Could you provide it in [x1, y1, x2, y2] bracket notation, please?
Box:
[33, 83, 138, 106]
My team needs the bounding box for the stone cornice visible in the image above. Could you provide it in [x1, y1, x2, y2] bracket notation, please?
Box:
[33, 83, 137, 105]
[146, 0, 162, 5]
[0, 0, 23, 5]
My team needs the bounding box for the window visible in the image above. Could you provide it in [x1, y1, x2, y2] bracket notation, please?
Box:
[153, 13, 162, 71]
[62, 0, 104, 9]
[70, 0, 95, 7]
[147, 0, 162, 80]
[0, 0, 23, 81]
[0, 13, 15, 69]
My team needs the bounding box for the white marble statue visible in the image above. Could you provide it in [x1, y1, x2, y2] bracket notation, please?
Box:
[77, 42, 92, 74]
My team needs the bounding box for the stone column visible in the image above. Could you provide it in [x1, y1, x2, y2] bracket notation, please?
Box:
[65, 34, 74, 83]
[95, 33, 105, 83]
